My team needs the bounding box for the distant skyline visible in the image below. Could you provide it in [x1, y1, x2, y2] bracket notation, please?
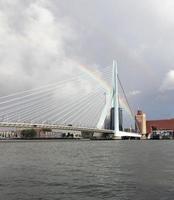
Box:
[0, 0, 174, 120]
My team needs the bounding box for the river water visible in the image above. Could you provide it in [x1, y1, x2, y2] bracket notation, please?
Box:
[0, 140, 174, 200]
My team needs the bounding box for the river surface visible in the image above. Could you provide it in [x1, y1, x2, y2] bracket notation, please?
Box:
[0, 140, 174, 200]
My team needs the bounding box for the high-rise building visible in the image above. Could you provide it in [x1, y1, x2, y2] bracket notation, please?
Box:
[135, 110, 147, 137]
[110, 107, 123, 131]
[110, 107, 115, 130]
[119, 108, 123, 131]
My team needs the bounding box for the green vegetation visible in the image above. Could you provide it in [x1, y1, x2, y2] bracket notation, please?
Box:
[42, 128, 52, 132]
[20, 129, 37, 139]
[152, 126, 157, 131]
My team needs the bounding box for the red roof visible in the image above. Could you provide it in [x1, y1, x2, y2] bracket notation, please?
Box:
[146, 119, 174, 133]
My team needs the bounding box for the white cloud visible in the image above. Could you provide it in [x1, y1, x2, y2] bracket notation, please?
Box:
[152, 0, 174, 24]
[160, 70, 174, 91]
[129, 90, 141, 96]
[0, 0, 101, 97]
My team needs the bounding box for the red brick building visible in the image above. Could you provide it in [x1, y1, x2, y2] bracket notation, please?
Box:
[146, 119, 174, 135]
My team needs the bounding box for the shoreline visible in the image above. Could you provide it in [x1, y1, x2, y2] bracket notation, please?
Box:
[0, 138, 174, 142]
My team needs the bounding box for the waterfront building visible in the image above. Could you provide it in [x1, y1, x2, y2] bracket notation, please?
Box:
[146, 119, 174, 139]
[38, 128, 82, 139]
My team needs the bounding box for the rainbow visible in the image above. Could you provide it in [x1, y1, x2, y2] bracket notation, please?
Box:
[77, 64, 111, 91]
[76, 63, 133, 117]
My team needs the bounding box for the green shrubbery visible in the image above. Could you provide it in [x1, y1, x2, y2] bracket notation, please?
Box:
[42, 128, 52, 132]
[20, 129, 37, 139]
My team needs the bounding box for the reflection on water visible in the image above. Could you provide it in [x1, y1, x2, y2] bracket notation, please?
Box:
[0, 140, 174, 200]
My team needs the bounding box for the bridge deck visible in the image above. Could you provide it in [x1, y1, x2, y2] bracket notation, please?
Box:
[0, 122, 141, 138]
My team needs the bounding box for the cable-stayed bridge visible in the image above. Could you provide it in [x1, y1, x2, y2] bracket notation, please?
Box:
[0, 61, 141, 139]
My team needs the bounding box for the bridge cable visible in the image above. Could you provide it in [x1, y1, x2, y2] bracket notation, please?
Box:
[117, 75, 140, 133]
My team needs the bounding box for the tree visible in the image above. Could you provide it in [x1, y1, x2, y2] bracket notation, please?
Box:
[42, 128, 52, 132]
[20, 129, 37, 139]
[151, 126, 157, 131]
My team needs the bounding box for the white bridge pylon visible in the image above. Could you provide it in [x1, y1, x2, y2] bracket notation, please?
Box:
[97, 60, 141, 139]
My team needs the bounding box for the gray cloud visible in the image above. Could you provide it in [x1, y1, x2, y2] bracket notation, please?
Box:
[0, 0, 174, 120]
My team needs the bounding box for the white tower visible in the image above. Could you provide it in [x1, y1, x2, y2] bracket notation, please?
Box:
[97, 60, 141, 139]
[111, 60, 120, 138]
[97, 60, 119, 133]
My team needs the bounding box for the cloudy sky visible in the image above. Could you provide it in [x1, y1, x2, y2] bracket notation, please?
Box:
[0, 0, 174, 120]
